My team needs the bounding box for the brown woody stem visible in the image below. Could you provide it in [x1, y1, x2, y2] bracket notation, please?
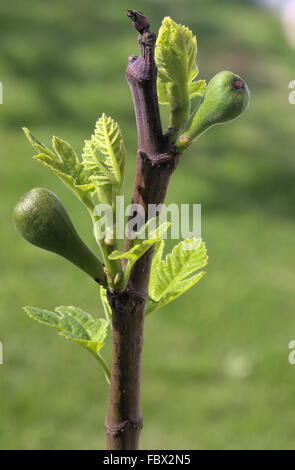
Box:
[105, 10, 179, 450]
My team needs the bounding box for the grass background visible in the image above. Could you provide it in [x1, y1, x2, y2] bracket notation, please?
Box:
[1, 0, 295, 449]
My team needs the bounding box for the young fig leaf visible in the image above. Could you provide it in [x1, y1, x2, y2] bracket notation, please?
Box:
[146, 238, 207, 314]
[155, 17, 206, 132]
[109, 219, 170, 289]
[13, 188, 107, 286]
[23, 128, 95, 206]
[23, 305, 110, 383]
[82, 113, 126, 205]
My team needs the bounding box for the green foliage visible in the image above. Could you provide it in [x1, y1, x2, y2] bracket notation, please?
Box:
[155, 16, 206, 132]
[109, 219, 170, 288]
[82, 113, 125, 206]
[146, 238, 207, 315]
[2, 0, 294, 450]
[23, 114, 126, 210]
[23, 128, 94, 207]
[23, 115, 127, 287]
[23, 305, 110, 382]
[100, 287, 112, 326]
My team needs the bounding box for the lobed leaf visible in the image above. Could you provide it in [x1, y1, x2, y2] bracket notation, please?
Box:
[155, 17, 206, 130]
[109, 219, 170, 288]
[156, 17, 198, 85]
[146, 237, 208, 314]
[23, 128, 94, 205]
[82, 113, 125, 204]
[23, 305, 110, 382]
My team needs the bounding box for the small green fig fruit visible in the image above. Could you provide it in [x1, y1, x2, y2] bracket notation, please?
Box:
[14, 188, 107, 286]
[177, 71, 250, 151]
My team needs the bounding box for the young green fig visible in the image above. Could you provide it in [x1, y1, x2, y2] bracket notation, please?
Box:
[177, 71, 250, 151]
[14, 188, 107, 286]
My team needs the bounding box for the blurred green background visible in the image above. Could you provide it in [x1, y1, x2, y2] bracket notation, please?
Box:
[1, 0, 294, 449]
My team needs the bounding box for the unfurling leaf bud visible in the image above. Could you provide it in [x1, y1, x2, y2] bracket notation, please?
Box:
[176, 71, 250, 151]
[13, 188, 107, 286]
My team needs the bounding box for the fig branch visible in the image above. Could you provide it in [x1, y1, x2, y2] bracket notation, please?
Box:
[105, 10, 179, 450]
[13, 9, 250, 451]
